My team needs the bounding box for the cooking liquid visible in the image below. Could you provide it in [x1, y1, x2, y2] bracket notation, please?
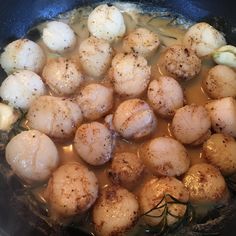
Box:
[31, 3, 214, 233]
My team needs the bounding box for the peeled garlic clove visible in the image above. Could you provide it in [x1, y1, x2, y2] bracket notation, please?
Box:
[0, 103, 18, 131]
[213, 45, 236, 68]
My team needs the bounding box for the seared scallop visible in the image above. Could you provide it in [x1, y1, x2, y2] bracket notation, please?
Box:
[183, 163, 228, 204]
[183, 22, 226, 57]
[93, 185, 139, 236]
[110, 53, 151, 97]
[27, 96, 83, 139]
[113, 99, 156, 139]
[205, 97, 236, 137]
[88, 4, 126, 42]
[76, 83, 113, 120]
[42, 21, 76, 53]
[79, 36, 113, 78]
[140, 137, 190, 177]
[74, 122, 113, 166]
[139, 177, 189, 226]
[172, 104, 211, 145]
[42, 57, 83, 96]
[6, 130, 59, 183]
[0, 39, 45, 74]
[203, 65, 236, 99]
[45, 162, 98, 217]
[161, 45, 201, 81]
[203, 133, 236, 176]
[147, 76, 184, 117]
[108, 152, 144, 189]
[0, 70, 46, 110]
[123, 27, 160, 57]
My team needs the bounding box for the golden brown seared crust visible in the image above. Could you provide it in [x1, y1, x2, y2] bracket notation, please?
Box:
[46, 162, 98, 217]
[107, 152, 144, 188]
[183, 163, 228, 204]
[203, 133, 236, 176]
[162, 45, 201, 81]
[93, 185, 139, 236]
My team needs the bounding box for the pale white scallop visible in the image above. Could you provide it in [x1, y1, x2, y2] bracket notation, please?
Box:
[123, 27, 160, 57]
[147, 76, 184, 117]
[93, 185, 139, 236]
[205, 97, 236, 137]
[88, 4, 126, 42]
[172, 104, 211, 145]
[6, 130, 59, 183]
[45, 162, 98, 217]
[42, 57, 83, 96]
[110, 53, 151, 97]
[42, 21, 76, 53]
[183, 22, 226, 57]
[74, 122, 113, 166]
[0, 39, 45, 74]
[140, 137, 190, 176]
[113, 98, 156, 139]
[203, 65, 236, 99]
[79, 36, 113, 78]
[76, 83, 113, 120]
[27, 96, 83, 138]
[0, 70, 46, 110]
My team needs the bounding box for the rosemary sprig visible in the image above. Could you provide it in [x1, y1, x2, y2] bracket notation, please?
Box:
[0, 109, 28, 150]
[140, 193, 194, 235]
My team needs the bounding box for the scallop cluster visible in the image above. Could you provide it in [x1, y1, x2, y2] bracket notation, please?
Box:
[1, 3, 235, 236]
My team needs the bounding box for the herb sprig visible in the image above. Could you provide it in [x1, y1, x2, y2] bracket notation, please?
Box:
[140, 193, 194, 235]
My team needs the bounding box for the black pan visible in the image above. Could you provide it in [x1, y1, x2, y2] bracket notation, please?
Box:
[0, 0, 236, 235]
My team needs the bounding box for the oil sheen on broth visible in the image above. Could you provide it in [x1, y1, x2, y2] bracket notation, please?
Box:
[32, 3, 212, 227]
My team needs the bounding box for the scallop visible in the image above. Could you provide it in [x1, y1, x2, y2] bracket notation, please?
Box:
[203, 65, 236, 99]
[123, 27, 160, 57]
[88, 4, 126, 42]
[79, 36, 113, 78]
[183, 163, 228, 204]
[140, 137, 190, 177]
[76, 83, 113, 120]
[42, 21, 76, 53]
[205, 97, 236, 137]
[108, 152, 144, 189]
[113, 98, 156, 139]
[183, 22, 226, 57]
[110, 53, 151, 97]
[0, 70, 46, 110]
[203, 133, 236, 176]
[45, 162, 98, 217]
[27, 96, 83, 139]
[147, 76, 184, 117]
[42, 57, 83, 96]
[93, 185, 139, 236]
[139, 177, 189, 226]
[172, 104, 211, 145]
[0, 39, 45, 74]
[6, 130, 59, 183]
[161, 45, 201, 81]
[74, 122, 113, 166]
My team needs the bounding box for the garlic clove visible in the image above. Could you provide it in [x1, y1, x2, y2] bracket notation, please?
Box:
[213, 45, 236, 68]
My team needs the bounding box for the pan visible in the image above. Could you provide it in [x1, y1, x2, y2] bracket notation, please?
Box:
[0, 0, 236, 235]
